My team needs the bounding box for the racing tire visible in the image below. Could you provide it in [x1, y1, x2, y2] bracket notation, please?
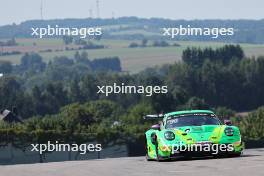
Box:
[145, 146, 153, 161]
[145, 136, 152, 161]
[146, 154, 152, 161]
[228, 152, 242, 157]
[155, 143, 161, 162]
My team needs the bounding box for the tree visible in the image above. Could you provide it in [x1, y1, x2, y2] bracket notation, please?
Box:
[141, 38, 148, 47]
[79, 74, 99, 101]
[90, 57, 121, 71]
[214, 107, 235, 121]
[185, 97, 209, 110]
[74, 51, 81, 61]
[153, 40, 169, 47]
[0, 61, 12, 74]
[129, 42, 139, 48]
[60, 103, 95, 126]
[84, 100, 123, 122]
[0, 76, 21, 107]
[62, 35, 73, 45]
[182, 45, 245, 67]
[74, 51, 90, 64]
[53, 56, 74, 66]
[69, 78, 82, 102]
[20, 53, 46, 72]
[236, 107, 264, 140]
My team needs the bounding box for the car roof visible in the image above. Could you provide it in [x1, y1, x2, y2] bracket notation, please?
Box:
[165, 110, 215, 117]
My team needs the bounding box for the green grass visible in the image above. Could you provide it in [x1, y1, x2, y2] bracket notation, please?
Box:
[1, 39, 264, 73]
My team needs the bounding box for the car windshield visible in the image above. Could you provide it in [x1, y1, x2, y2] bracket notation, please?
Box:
[165, 114, 221, 129]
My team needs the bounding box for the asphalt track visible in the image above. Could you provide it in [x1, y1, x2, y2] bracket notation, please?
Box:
[0, 148, 264, 176]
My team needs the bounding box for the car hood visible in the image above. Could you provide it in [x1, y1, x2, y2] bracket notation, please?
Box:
[171, 125, 224, 142]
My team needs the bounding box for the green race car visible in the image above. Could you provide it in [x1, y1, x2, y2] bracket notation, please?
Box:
[144, 110, 243, 161]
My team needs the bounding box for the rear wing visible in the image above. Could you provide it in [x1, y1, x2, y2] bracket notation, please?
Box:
[143, 114, 164, 120]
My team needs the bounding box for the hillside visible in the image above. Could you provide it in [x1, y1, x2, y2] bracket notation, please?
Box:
[1, 17, 264, 43]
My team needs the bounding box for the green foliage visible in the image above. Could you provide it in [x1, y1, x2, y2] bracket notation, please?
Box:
[82, 41, 104, 49]
[129, 42, 139, 48]
[60, 103, 95, 126]
[153, 40, 170, 47]
[141, 38, 148, 47]
[20, 53, 46, 73]
[184, 97, 209, 110]
[119, 102, 155, 142]
[233, 107, 264, 140]
[1, 44, 264, 148]
[84, 100, 123, 122]
[182, 45, 244, 66]
[91, 57, 121, 71]
[62, 36, 73, 45]
[122, 102, 154, 124]
[0, 76, 33, 117]
[214, 107, 235, 121]
[165, 55, 264, 111]
[0, 61, 12, 74]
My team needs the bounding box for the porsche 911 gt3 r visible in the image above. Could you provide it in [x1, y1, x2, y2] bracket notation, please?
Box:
[144, 110, 243, 161]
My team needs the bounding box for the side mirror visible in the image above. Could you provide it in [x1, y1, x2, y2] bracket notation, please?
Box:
[224, 119, 232, 126]
[151, 124, 160, 131]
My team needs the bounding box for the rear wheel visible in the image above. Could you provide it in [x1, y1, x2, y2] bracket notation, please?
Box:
[145, 136, 152, 161]
[229, 152, 242, 157]
[145, 146, 152, 161]
[146, 154, 152, 161]
[150, 133, 163, 161]
[155, 143, 161, 161]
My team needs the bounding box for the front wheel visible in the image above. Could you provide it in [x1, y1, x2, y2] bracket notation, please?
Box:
[145, 136, 154, 161]
[145, 145, 152, 161]
[155, 143, 161, 161]
[229, 152, 242, 157]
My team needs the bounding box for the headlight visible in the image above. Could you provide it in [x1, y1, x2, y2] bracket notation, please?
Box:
[164, 131, 175, 140]
[224, 127, 234, 136]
